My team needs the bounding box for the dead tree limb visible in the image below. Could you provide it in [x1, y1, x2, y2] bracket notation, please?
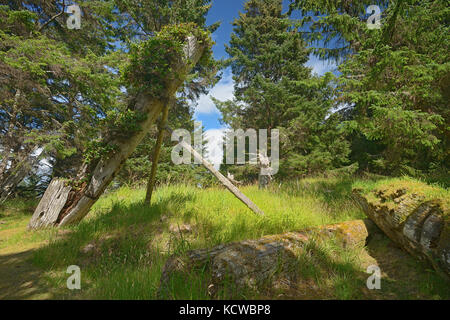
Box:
[167, 125, 265, 216]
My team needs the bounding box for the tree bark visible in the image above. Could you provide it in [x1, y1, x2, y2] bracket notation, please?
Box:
[257, 152, 271, 189]
[0, 90, 21, 186]
[158, 219, 370, 298]
[28, 35, 207, 229]
[353, 188, 450, 279]
[144, 99, 172, 204]
[258, 174, 270, 189]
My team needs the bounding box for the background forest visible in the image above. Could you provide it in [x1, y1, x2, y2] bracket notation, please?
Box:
[1, 0, 448, 202]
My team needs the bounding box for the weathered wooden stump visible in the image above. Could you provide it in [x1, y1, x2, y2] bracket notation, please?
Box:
[158, 220, 371, 298]
[353, 186, 450, 278]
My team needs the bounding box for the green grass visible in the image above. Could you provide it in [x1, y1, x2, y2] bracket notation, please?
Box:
[0, 199, 56, 254]
[30, 179, 366, 299]
[0, 176, 449, 300]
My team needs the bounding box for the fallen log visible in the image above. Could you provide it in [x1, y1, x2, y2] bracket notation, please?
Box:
[158, 220, 370, 298]
[29, 27, 209, 229]
[353, 183, 450, 278]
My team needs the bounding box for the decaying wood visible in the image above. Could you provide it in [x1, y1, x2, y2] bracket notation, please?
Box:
[28, 179, 72, 229]
[353, 188, 450, 278]
[227, 172, 242, 185]
[257, 152, 271, 189]
[28, 35, 207, 229]
[158, 219, 370, 297]
[167, 125, 265, 216]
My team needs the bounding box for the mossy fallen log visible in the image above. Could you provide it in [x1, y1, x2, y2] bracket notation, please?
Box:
[158, 220, 371, 298]
[353, 179, 450, 279]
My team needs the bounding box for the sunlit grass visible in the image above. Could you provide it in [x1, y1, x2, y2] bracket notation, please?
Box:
[28, 179, 367, 299]
[1, 176, 448, 300]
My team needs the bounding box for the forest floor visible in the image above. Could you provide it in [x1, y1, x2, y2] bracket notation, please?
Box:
[0, 200, 54, 299]
[0, 177, 449, 300]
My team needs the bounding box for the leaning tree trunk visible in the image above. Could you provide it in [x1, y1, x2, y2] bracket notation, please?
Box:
[158, 219, 371, 298]
[145, 99, 172, 204]
[0, 161, 32, 203]
[29, 35, 207, 230]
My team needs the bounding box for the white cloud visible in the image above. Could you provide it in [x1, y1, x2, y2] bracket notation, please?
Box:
[204, 128, 225, 169]
[195, 71, 235, 115]
[306, 54, 337, 76]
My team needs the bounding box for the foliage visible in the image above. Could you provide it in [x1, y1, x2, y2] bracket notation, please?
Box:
[0, 1, 219, 195]
[116, 0, 219, 187]
[0, 3, 125, 189]
[215, 0, 350, 180]
[290, 0, 450, 175]
[124, 23, 214, 97]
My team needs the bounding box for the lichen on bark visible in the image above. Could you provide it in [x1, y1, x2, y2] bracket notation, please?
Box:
[353, 179, 449, 279]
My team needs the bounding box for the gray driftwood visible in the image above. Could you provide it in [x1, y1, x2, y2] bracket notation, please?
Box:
[169, 128, 264, 216]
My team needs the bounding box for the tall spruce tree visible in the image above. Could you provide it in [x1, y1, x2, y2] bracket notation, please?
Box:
[215, 0, 350, 179]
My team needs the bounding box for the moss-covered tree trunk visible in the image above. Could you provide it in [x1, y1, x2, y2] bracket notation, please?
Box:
[353, 187, 450, 279]
[29, 33, 207, 229]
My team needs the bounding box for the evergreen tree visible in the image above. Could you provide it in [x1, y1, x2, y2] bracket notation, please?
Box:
[290, 0, 449, 176]
[114, 0, 220, 187]
[0, 2, 124, 202]
[215, 0, 350, 179]
[0, 1, 220, 199]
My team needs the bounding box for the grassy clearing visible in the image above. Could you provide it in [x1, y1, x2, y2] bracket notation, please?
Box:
[0, 199, 55, 254]
[0, 176, 449, 300]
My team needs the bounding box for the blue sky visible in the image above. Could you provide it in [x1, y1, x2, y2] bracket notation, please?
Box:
[194, 0, 337, 167]
[195, 0, 337, 130]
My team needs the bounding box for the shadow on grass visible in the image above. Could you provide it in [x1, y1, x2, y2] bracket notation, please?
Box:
[286, 240, 369, 300]
[29, 189, 198, 299]
[0, 249, 54, 300]
[272, 178, 357, 203]
[365, 234, 450, 299]
[276, 175, 390, 203]
[160, 236, 371, 300]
